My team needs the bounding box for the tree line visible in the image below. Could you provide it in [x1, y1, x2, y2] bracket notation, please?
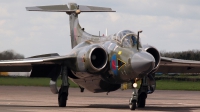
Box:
[0, 50, 24, 60]
[160, 50, 200, 61]
[0, 49, 200, 61]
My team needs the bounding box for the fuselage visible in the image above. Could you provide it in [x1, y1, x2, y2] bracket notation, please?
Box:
[68, 30, 155, 93]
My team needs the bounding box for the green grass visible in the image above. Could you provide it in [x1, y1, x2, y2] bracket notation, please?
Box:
[0, 77, 78, 87]
[156, 80, 200, 91]
[1, 77, 200, 91]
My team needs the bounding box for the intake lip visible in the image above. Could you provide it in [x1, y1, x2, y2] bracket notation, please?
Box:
[89, 46, 108, 71]
[131, 51, 155, 75]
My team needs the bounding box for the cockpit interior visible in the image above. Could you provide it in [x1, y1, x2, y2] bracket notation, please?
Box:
[112, 30, 137, 48]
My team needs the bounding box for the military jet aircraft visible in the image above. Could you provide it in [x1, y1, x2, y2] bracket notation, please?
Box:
[1, 3, 200, 110]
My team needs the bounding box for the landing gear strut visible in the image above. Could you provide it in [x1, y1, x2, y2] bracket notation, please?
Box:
[129, 85, 137, 110]
[129, 77, 148, 110]
[58, 65, 69, 107]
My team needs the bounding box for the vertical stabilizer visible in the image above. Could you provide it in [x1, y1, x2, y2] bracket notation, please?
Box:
[26, 3, 115, 48]
[68, 3, 82, 48]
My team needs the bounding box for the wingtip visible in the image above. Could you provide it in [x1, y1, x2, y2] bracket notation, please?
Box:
[26, 6, 42, 11]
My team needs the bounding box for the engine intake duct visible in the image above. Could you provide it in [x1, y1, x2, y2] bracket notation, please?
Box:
[143, 45, 161, 72]
[90, 47, 107, 70]
[76, 45, 108, 73]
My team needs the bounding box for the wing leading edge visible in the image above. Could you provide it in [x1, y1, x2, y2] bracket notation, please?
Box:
[0, 55, 76, 72]
[157, 57, 200, 73]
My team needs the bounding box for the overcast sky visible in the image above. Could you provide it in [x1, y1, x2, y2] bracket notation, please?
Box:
[0, 0, 200, 57]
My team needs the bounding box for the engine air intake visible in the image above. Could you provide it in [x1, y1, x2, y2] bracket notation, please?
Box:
[90, 47, 107, 70]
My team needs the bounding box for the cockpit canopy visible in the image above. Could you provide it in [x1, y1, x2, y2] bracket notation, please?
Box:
[112, 30, 137, 48]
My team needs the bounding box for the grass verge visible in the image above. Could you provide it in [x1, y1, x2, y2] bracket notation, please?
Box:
[0, 77, 78, 87]
[1, 77, 200, 91]
[156, 80, 200, 91]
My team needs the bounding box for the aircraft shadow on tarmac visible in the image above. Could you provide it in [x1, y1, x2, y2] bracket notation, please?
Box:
[1, 104, 200, 111]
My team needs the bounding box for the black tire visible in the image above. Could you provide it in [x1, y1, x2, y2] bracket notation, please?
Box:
[58, 85, 69, 107]
[137, 93, 146, 108]
[129, 99, 136, 110]
[58, 92, 67, 107]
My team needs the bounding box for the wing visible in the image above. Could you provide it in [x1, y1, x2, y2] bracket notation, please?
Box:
[0, 53, 76, 72]
[157, 57, 200, 73]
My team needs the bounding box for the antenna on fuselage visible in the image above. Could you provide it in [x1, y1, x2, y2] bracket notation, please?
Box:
[137, 30, 143, 50]
[106, 28, 108, 36]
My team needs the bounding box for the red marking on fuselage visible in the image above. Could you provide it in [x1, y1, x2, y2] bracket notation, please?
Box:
[74, 28, 77, 41]
[112, 60, 116, 70]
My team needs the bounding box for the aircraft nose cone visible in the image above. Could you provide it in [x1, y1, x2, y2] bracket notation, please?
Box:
[131, 51, 155, 75]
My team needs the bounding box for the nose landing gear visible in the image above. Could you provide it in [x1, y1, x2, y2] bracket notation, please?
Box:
[129, 86, 138, 110]
[129, 77, 148, 110]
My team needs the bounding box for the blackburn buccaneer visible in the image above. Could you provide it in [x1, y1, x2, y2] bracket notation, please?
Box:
[1, 3, 200, 110]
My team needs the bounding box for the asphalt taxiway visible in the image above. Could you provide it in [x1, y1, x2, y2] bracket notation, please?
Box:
[0, 86, 200, 112]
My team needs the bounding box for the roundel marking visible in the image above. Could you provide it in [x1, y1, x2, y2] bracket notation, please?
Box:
[112, 60, 116, 70]
[110, 54, 118, 75]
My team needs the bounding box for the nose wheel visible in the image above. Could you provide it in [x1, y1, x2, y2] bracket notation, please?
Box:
[129, 98, 136, 110]
[129, 92, 147, 110]
[129, 82, 138, 110]
[129, 77, 148, 110]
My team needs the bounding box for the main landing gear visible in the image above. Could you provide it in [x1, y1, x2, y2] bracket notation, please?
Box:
[129, 77, 148, 110]
[58, 65, 69, 107]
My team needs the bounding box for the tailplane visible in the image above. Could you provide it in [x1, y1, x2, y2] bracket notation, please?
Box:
[26, 3, 115, 48]
[26, 3, 115, 13]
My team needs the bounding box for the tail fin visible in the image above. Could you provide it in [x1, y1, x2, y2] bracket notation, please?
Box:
[26, 3, 115, 48]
